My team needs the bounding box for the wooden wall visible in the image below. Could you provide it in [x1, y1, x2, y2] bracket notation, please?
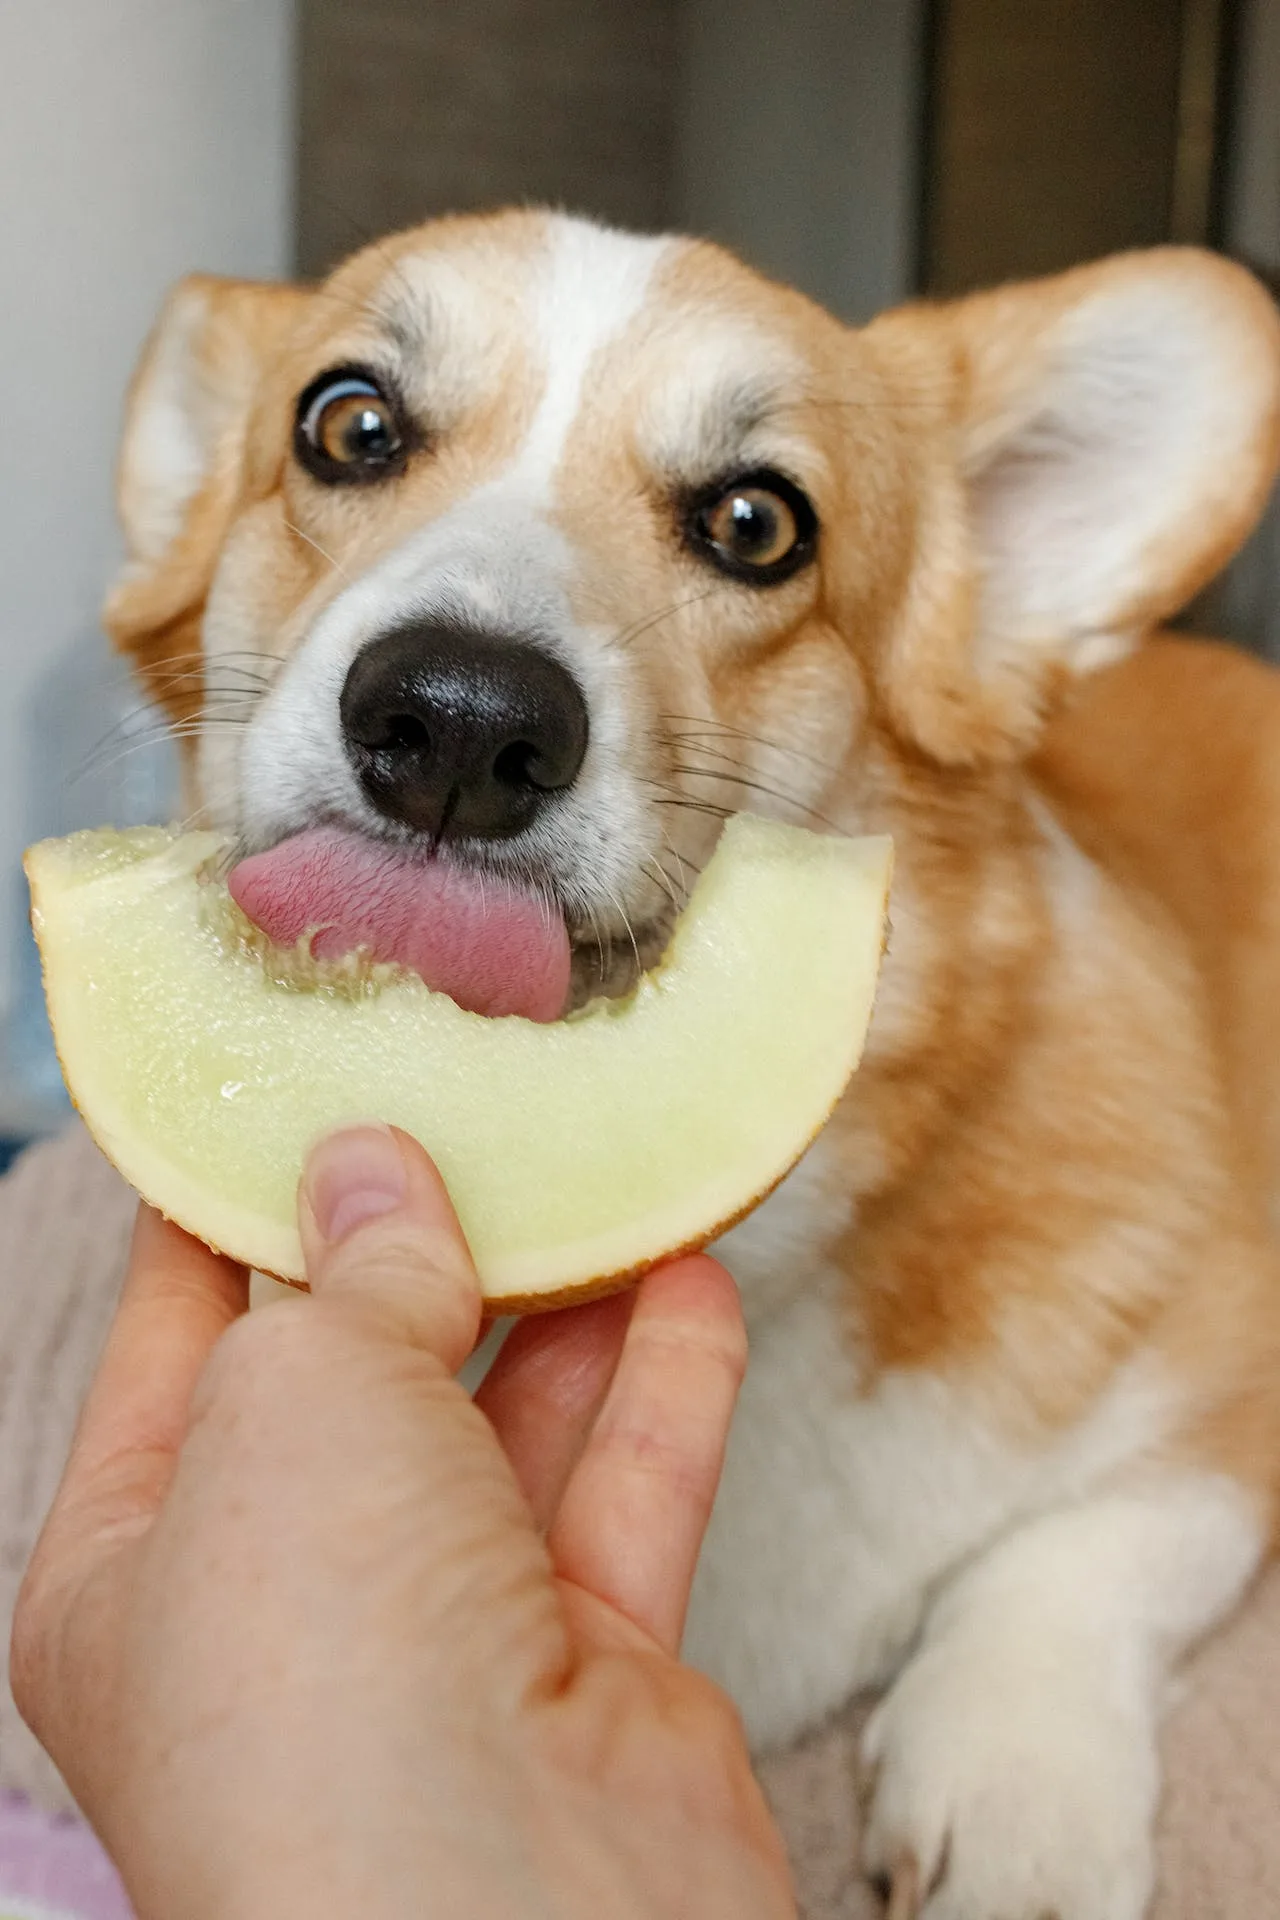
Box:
[297, 0, 679, 278]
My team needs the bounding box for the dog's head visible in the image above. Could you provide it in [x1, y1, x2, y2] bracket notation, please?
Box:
[106, 209, 1280, 1018]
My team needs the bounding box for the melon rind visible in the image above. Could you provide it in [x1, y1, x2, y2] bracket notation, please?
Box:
[26, 817, 892, 1310]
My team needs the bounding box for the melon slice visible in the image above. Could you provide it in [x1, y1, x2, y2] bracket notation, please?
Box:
[26, 817, 891, 1310]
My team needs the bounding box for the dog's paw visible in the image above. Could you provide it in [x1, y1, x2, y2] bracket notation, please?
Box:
[861, 1637, 1157, 1920]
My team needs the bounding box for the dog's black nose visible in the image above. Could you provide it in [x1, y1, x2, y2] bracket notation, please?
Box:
[340, 622, 589, 840]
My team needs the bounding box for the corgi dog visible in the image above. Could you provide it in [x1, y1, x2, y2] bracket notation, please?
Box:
[105, 210, 1280, 1919]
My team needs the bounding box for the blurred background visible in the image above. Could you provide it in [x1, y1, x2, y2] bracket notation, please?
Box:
[0, 0, 1278, 1143]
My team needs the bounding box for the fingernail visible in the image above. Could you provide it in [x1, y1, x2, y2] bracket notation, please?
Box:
[304, 1125, 407, 1244]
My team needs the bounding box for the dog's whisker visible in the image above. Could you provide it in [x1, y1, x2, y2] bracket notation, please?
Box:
[579, 900, 609, 985]
[660, 837, 687, 902]
[610, 586, 728, 653]
[147, 652, 276, 675]
[213, 829, 255, 878]
[658, 735, 813, 786]
[283, 519, 351, 581]
[640, 854, 681, 916]
[68, 715, 198, 785]
[150, 679, 274, 705]
[534, 880, 556, 936]
[137, 661, 279, 707]
[646, 795, 737, 822]
[76, 684, 266, 767]
[599, 884, 642, 978]
[666, 763, 842, 831]
[658, 827, 694, 905]
[68, 712, 257, 789]
[132, 646, 279, 673]
[660, 829, 704, 897]
[661, 743, 820, 805]
[657, 714, 841, 776]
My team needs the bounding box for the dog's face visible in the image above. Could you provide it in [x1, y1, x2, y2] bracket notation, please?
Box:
[107, 211, 1280, 1014]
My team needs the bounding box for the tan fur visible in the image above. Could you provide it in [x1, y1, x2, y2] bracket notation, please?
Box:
[108, 276, 313, 715]
[1039, 639, 1280, 1511]
[1040, 637, 1280, 1208]
[106, 214, 1280, 1525]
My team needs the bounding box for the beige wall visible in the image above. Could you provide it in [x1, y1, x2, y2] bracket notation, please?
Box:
[0, 0, 294, 1013]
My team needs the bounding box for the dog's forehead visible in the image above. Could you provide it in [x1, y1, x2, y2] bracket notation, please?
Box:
[347, 213, 816, 474]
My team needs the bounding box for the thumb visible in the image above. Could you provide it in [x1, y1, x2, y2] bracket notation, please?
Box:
[298, 1125, 483, 1372]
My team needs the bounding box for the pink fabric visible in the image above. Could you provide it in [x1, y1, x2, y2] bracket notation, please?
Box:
[229, 826, 569, 1021]
[0, 1790, 132, 1919]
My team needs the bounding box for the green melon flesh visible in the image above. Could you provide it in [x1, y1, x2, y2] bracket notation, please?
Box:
[26, 816, 891, 1310]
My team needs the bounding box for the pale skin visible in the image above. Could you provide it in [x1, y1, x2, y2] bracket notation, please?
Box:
[10, 1125, 795, 1920]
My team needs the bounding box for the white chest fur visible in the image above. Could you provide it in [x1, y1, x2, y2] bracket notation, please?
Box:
[689, 1185, 1174, 1752]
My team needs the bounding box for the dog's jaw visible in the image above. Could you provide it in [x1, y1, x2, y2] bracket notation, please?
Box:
[564, 901, 680, 1012]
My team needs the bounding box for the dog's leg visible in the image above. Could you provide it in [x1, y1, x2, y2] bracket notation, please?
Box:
[861, 1473, 1262, 1920]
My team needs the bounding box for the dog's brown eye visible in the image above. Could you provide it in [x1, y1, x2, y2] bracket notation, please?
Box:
[688, 469, 817, 584]
[704, 487, 796, 566]
[294, 369, 407, 483]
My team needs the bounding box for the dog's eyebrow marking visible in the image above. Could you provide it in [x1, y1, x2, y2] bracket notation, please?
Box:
[374, 299, 432, 364]
[656, 377, 798, 486]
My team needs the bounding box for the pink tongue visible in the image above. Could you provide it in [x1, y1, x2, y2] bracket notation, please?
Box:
[228, 827, 570, 1021]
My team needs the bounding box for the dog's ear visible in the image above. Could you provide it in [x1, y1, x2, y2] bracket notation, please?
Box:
[105, 274, 311, 714]
[873, 250, 1280, 761]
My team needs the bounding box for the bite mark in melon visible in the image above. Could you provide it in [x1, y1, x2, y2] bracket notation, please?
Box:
[26, 816, 891, 1311]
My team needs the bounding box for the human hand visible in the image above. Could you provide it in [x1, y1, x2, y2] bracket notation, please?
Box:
[12, 1125, 793, 1920]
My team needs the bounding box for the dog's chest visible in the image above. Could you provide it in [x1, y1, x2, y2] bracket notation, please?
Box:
[690, 1173, 1170, 1752]
[682, 1273, 1012, 1750]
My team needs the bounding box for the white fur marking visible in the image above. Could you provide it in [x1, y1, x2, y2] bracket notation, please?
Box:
[863, 1475, 1261, 1919]
[684, 1271, 1190, 1751]
[503, 220, 669, 494]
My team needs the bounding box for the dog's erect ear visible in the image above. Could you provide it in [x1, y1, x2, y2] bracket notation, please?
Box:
[105, 274, 310, 714]
[874, 249, 1280, 761]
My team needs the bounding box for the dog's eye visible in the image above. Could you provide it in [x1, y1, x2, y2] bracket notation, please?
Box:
[704, 487, 795, 566]
[689, 470, 817, 584]
[294, 370, 406, 482]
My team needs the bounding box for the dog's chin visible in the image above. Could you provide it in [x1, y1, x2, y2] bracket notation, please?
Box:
[564, 909, 677, 1014]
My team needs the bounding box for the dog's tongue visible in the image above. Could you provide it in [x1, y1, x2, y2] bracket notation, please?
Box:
[227, 827, 569, 1021]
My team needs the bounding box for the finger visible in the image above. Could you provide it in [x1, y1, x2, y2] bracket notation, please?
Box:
[886, 1855, 923, 1920]
[12, 1208, 247, 1730]
[55, 1205, 248, 1526]
[298, 1124, 482, 1371]
[475, 1288, 633, 1527]
[547, 1256, 746, 1656]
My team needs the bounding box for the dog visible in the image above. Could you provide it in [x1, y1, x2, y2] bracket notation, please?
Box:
[104, 209, 1280, 1919]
